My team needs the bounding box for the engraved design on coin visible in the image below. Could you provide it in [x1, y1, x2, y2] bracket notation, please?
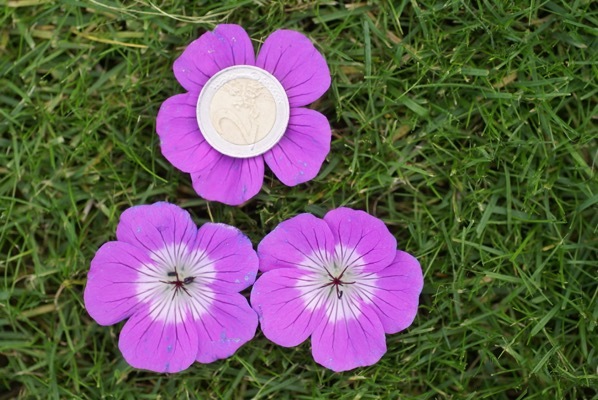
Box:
[197, 66, 290, 158]
[211, 78, 275, 145]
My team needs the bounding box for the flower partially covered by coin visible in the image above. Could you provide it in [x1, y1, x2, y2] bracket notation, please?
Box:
[157, 24, 331, 205]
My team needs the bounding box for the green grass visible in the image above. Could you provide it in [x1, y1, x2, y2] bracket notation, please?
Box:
[1, 0, 597, 398]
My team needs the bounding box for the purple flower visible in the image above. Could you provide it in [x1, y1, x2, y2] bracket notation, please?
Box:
[83, 202, 258, 373]
[157, 24, 331, 206]
[250, 207, 423, 372]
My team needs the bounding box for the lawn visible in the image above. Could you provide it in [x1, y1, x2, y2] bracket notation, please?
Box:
[1, 0, 597, 398]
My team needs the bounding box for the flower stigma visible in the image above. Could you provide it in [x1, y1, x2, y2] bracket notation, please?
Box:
[162, 268, 196, 297]
[321, 263, 356, 300]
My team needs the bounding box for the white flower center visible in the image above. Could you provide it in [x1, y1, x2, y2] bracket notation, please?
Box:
[135, 244, 216, 323]
[297, 245, 378, 323]
[196, 65, 290, 158]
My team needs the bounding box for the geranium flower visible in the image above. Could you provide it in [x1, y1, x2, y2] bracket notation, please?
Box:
[250, 207, 423, 372]
[84, 202, 258, 373]
[157, 24, 331, 206]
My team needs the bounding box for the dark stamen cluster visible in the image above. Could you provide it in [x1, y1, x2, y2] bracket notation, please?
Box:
[162, 269, 195, 297]
[320, 265, 355, 300]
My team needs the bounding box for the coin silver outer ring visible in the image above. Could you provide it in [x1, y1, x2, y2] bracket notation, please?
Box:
[196, 65, 290, 159]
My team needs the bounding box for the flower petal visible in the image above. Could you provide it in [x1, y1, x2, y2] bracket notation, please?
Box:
[311, 300, 386, 372]
[119, 305, 198, 373]
[158, 94, 259, 204]
[84, 241, 152, 325]
[193, 292, 257, 363]
[256, 30, 330, 107]
[324, 208, 397, 274]
[264, 108, 331, 186]
[363, 250, 423, 334]
[190, 154, 264, 206]
[115, 202, 198, 254]
[250, 268, 326, 347]
[257, 213, 335, 272]
[193, 222, 259, 292]
[157, 92, 220, 174]
[173, 24, 255, 93]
